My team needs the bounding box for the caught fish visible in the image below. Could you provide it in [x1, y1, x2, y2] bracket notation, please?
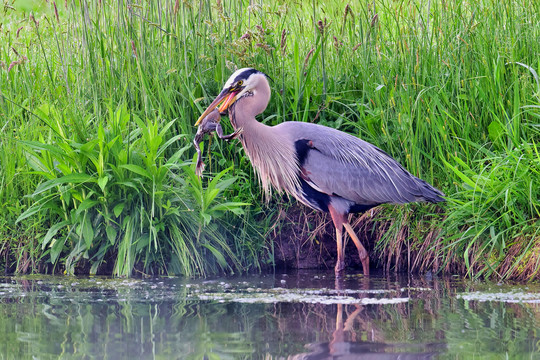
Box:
[193, 108, 241, 176]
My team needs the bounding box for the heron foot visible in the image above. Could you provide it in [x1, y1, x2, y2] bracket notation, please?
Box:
[342, 222, 370, 276]
[334, 260, 345, 276]
[358, 250, 370, 276]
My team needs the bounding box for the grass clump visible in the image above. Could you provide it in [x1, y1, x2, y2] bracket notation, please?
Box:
[16, 102, 247, 276]
[0, 0, 539, 280]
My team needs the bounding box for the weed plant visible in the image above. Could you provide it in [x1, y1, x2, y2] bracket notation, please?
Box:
[0, 0, 538, 279]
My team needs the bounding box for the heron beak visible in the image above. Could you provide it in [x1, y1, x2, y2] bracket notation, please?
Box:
[195, 89, 238, 126]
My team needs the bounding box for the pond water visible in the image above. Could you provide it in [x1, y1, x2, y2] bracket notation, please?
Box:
[0, 271, 539, 359]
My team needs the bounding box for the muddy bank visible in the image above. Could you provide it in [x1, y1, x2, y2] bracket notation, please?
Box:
[270, 206, 372, 271]
[269, 205, 539, 282]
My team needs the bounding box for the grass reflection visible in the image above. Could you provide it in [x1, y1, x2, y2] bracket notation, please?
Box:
[0, 274, 538, 359]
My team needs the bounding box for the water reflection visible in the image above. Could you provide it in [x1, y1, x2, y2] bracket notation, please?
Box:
[0, 272, 538, 359]
[281, 277, 442, 359]
[287, 303, 444, 359]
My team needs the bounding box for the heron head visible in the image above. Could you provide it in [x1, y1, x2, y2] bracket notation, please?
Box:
[195, 68, 270, 125]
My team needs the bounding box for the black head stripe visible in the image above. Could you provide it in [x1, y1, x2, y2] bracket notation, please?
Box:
[233, 68, 273, 83]
[234, 68, 260, 83]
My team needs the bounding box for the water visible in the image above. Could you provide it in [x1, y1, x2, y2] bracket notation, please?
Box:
[0, 271, 539, 359]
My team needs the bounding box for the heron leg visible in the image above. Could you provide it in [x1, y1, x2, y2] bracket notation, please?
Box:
[334, 226, 345, 274]
[328, 205, 346, 275]
[343, 222, 370, 276]
[330, 303, 344, 355]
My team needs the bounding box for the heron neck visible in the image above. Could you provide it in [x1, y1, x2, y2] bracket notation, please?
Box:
[229, 103, 299, 198]
[229, 97, 261, 130]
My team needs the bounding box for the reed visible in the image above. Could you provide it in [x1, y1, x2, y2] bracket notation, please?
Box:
[0, 0, 538, 279]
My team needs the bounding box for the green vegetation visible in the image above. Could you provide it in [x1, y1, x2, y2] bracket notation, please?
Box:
[0, 0, 538, 279]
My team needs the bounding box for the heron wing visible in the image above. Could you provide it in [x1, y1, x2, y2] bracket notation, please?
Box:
[276, 122, 443, 206]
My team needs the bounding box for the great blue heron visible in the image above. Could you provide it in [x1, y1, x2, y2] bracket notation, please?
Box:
[196, 68, 445, 275]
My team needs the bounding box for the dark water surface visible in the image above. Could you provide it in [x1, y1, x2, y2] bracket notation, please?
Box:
[0, 271, 539, 359]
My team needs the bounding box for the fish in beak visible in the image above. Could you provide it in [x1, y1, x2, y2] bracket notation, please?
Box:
[195, 88, 240, 126]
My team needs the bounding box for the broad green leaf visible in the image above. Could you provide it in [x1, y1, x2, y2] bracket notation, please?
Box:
[209, 202, 249, 215]
[114, 202, 125, 217]
[50, 237, 66, 264]
[208, 166, 232, 190]
[90, 262, 101, 275]
[16, 198, 58, 223]
[203, 188, 221, 207]
[21, 140, 68, 158]
[119, 164, 152, 179]
[98, 176, 109, 191]
[72, 191, 83, 203]
[42, 220, 70, 249]
[76, 199, 99, 215]
[201, 213, 211, 225]
[163, 144, 191, 165]
[158, 119, 177, 137]
[113, 181, 140, 190]
[135, 234, 150, 252]
[106, 225, 117, 245]
[33, 174, 95, 196]
[202, 243, 227, 267]
[157, 134, 185, 158]
[82, 215, 94, 248]
[215, 176, 238, 191]
[25, 152, 53, 174]
[78, 139, 99, 153]
[16, 204, 45, 224]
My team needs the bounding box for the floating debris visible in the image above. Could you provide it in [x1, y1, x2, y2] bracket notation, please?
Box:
[457, 290, 540, 303]
[189, 286, 409, 305]
[400, 287, 432, 292]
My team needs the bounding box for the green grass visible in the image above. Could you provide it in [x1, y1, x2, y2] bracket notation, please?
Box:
[0, 0, 538, 279]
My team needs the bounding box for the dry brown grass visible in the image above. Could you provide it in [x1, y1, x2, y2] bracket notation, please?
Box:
[499, 236, 540, 281]
[268, 205, 539, 281]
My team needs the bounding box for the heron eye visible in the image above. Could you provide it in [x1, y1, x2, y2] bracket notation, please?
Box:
[237, 80, 244, 86]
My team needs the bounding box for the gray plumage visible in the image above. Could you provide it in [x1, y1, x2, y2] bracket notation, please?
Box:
[276, 121, 444, 215]
[195, 68, 445, 275]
